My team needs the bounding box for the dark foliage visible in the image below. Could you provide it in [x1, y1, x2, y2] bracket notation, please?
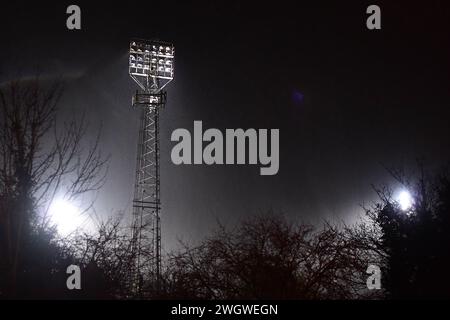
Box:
[368, 166, 450, 299]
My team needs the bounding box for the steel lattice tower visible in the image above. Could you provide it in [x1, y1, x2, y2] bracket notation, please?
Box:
[128, 39, 174, 294]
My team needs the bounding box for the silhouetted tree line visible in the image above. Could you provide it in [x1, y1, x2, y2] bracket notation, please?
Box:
[366, 165, 450, 299]
[159, 215, 381, 299]
[1, 79, 450, 299]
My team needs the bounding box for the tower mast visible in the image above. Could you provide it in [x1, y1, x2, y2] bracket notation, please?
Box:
[128, 39, 174, 295]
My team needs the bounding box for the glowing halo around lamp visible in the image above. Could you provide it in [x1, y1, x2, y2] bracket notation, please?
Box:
[397, 190, 413, 211]
[48, 199, 85, 236]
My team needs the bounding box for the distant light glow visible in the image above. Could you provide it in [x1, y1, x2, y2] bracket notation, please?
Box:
[397, 190, 413, 211]
[48, 199, 85, 236]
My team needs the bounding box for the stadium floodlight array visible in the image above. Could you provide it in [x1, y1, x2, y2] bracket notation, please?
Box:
[129, 39, 175, 92]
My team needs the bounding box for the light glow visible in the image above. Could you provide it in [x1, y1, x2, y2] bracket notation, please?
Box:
[397, 190, 413, 211]
[48, 199, 86, 236]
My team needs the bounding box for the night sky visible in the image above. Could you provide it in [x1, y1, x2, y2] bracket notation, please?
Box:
[1, 1, 450, 251]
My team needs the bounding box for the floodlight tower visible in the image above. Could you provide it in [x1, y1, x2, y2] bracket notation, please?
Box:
[128, 39, 174, 293]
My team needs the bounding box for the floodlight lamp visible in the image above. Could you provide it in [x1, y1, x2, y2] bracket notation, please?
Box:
[129, 39, 175, 92]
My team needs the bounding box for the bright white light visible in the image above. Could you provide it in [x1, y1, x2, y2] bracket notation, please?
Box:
[397, 190, 413, 211]
[48, 199, 85, 236]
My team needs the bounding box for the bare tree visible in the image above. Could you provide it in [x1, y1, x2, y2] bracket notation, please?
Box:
[59, 211, 166, 299]
[63, 215, 139, 298]
[0, 77, 108, 297]
[162, 214, 383, 300]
